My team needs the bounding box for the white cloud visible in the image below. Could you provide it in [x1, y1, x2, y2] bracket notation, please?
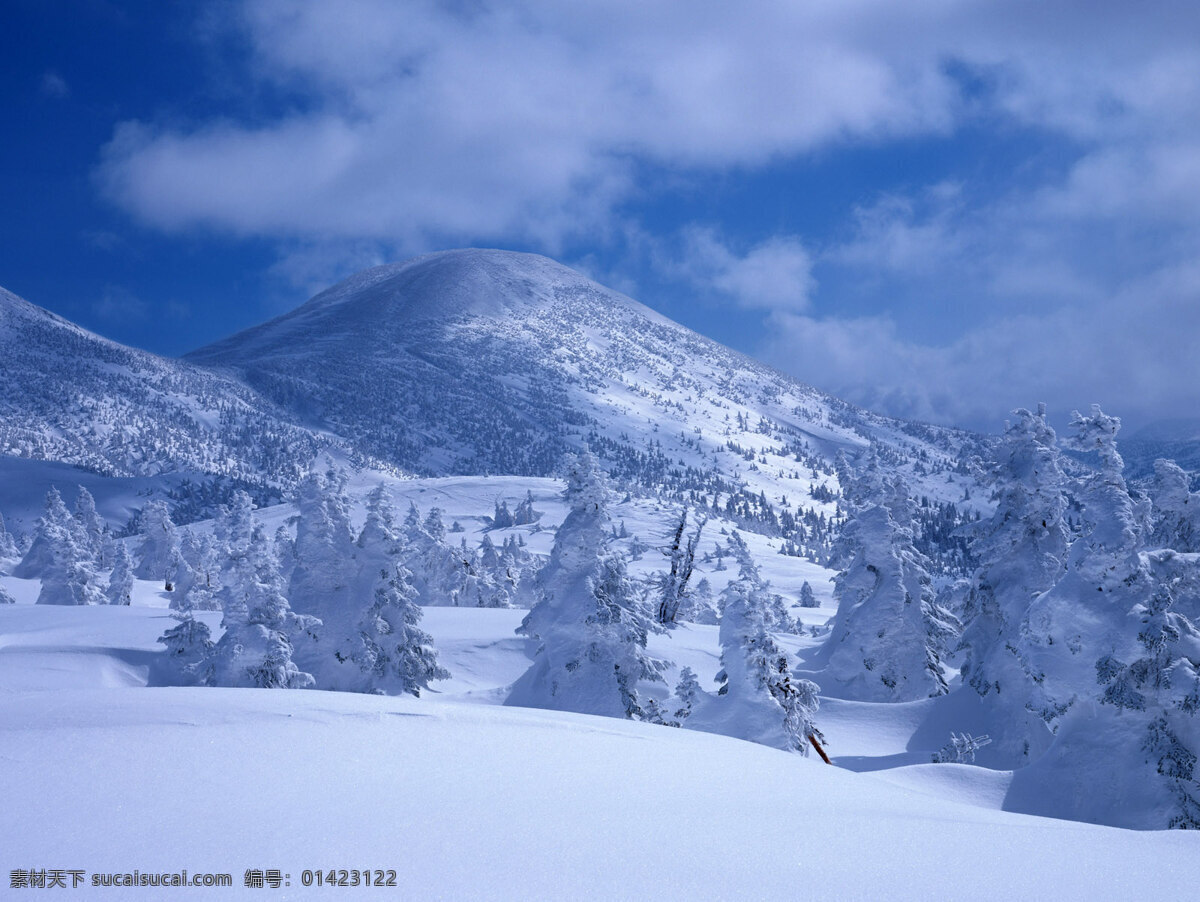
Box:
[94, 2, 1200, 256]
[764, 257, 1200, 433]
[672, 228, 816, 314]
[95, 0, 967, 247]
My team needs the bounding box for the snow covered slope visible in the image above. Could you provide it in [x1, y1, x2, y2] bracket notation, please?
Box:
[188, 250, 989, 520]
[2, 596, 1198, 900]
[0, 285, 338, 497]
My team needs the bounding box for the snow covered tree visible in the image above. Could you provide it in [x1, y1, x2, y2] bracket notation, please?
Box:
[0, 584, 14, 604]
[513, 491, 541, 526]
[211, 513, 318, 689]
[491, 499, 515, 529]
[355, 488, 449, 696]
[106, 542, 134, 606]
[693, 546, 821, 754]
[14, 488, 77, 578]
[0, 511, 17, 560]
[133, 500, 180, 586]
[154, 612, 215, 686]
[35, 512, 104, 606]
[399, 502, 487, 607]
[288, 471, 355, 621]
[1094, 583, 1200, 827]
[723, 531, 794, 631]
[677, 577, 718, 624]
[799, 581, 819, 608]
[423, 507, 447, 544]
[821, 467, 958, 702]
[478, 534, 501, 569]
[656, 507, 704, 626]
[1024, 406, 1154, 726]
[1150, 459, 1200, 553]
[73, 487, 108, 565]
[171, 530, 222, 612]
[286, 471, 358, 683]
[1016, 579, 1200, 829]
[507, 451, 665, 718]
[958, 404, 1069, 764]
[674, 666, 702, 722]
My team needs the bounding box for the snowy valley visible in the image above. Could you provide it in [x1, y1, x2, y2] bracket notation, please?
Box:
[2, 250, 1200, 898]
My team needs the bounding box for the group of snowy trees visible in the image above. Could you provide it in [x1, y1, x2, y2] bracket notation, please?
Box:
[11, 487, 124, 606]
[507, 452, 824, 757]
[841, 404, 1200, 828]
[988, 405, 1200, 828]
[156, 481, 449, 696]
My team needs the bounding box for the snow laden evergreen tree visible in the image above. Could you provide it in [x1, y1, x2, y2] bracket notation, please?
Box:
[692, 540, 822, 754]
[820, 457, 958, 702]
[105, 542, 134, 606]
[1024, 406, 1154, 726]
[208, 497, 318, 689]
[286, 471, 358, 684]
[491, 499, 515, 529]
[133, 500, 180, 587]
[72, 487, 110, 566]
[677, 577, 718, 624]
[354, 486, 449, 696]
[14, 488, 79, 578]
[958, 404, 1070, 765]
[212, 491, 255, 617]
[170, 531, 222, 612]
[514, 491, 541, 525]
[153, 612, 215, 687]
[507, 452, 665, 718]
[1150, 459, 1200, 553]
[29, 490, 104, 606]
[674, 666, 702, 722]
[472, 535, 515, 608]
[0, 511, 18, 560]
[0, 583, 15, 604]
[1017, 581, 1200, 829]
[655, 507, 704, 626]
[724, 531, 795, 632]
[400, 504, 472, 606]
[288, 470, 355, 623]
[799, 581, 818, 608]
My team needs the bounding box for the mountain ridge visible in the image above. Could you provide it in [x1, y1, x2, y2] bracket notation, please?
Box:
[0, 283, 340, 501]
[2, 250, 989, 558]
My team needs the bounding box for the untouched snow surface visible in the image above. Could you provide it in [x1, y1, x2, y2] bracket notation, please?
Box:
[5, 683, 1200, 900]
[3, 598, 1200, 899]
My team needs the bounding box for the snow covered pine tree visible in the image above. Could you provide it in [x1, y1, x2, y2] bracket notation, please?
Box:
[507, 452, 665, 718]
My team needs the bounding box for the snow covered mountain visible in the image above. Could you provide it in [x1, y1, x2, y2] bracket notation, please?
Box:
[0, 285, 339, 505]
[188, 249, 988, 539]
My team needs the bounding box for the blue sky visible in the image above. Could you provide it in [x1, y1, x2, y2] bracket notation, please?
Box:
[4, 1, 1199, 435]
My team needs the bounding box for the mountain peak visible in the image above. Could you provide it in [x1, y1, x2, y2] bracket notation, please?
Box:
[310, 248, 600, 318]
[189, 248, 646, 362]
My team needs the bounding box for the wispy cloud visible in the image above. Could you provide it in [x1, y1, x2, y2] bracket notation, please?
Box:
[670, 228, 816, 314]
[92, 286, 147, 322]
[40, 71, 69, 99]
